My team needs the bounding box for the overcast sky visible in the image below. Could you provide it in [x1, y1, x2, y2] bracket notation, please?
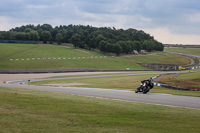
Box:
[0, 0, 200, 44]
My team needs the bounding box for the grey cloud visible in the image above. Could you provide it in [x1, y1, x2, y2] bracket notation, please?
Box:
[0, 0, 200, 35]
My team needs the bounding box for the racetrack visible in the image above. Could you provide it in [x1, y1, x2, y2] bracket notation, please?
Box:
[0, 72, 200, 109]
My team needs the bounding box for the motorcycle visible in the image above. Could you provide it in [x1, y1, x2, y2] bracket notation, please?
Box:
[135, 80, 154, 94]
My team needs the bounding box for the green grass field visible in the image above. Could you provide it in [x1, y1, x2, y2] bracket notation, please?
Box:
[1, 57, 148, 70]
[121, 51, 190, 65]
[0, 43, 147, 70]
[0, 43, 191, 70]
[0, 86, 200, 133]
[29, 74, 200, 97]
[0, 44, 92, 59]
[164, 47, 200, 56]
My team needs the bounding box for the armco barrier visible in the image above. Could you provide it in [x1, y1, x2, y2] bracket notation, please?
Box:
[0, 40, 38, 44]
[0, 69, 145, 74]
[190, 66, 200, 70]
[154, 82, 200, 91]
[154, 83, 163, 87]
[0, 68, 98, 74]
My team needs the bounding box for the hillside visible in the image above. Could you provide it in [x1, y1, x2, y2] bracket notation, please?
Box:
[0, 43, 146, 70]
[0, 43, 190, 70]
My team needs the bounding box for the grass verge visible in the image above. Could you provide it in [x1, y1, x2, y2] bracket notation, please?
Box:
[0, 87, 200, 133]
[159, 71, 200, 91]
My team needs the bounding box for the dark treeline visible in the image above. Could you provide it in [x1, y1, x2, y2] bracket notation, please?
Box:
[0, 24, 164, 55]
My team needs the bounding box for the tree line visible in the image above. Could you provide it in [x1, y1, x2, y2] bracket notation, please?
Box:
[0, 24, 164, 55]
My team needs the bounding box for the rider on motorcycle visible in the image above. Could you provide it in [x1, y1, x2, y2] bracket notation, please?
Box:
[135, 77, 154, 94]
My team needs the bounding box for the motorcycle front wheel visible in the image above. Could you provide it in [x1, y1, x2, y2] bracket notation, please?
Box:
[143, 86, 150, 94]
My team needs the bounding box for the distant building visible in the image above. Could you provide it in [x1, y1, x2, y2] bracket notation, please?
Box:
[132, 50, 138, 54]
[140, 50, 148, 54]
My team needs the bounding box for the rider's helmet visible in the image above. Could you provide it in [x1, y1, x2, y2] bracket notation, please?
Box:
[148, 77, 153, 83]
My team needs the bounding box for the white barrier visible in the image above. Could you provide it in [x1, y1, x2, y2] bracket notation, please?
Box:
[154, 83, 163, 87]
[9, 56, 111, 61]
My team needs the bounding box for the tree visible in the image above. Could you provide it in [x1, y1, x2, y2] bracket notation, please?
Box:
[37, 28, 44, 41]
[95, 34, 106, 45]
[40, 24, 53, 31]
[117, 41, 130, 54]
[69, 33, 81, 48]
[113, 44, 122, 56]
[15, 32, 29, 40]
[55, 33, 63, 44]
[30, 30, 39, 41]
[105, 43, 114, 53]
[41, 31, 52, 43]
[157, 42, 164, 51]
[25, 28, 33, 33]
[133, 41, 142, 52]
[142, 40, 153, 52]
[2, 24, 163, 53]
[99, 40, 107, 51]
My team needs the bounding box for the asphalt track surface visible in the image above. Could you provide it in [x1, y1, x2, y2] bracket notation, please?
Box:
[1, 72, 200, 109]
[165, 51, 200, 58]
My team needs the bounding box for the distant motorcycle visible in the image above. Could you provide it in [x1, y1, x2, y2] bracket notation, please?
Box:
[135, 77, 154, 94]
